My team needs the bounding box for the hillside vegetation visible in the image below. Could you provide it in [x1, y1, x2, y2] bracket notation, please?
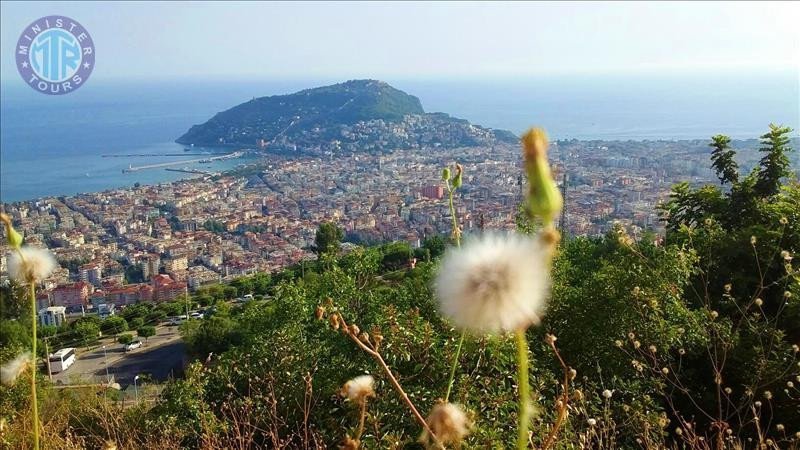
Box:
[1, 125, 798, 449]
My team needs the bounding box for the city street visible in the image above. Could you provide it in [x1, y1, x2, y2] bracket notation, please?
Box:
[52, 324, 186, 388]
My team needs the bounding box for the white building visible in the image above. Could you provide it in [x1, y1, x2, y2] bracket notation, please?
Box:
[39, 306, 67, 327]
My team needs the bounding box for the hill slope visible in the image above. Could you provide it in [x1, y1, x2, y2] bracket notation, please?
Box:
[176, 79, 517, 153]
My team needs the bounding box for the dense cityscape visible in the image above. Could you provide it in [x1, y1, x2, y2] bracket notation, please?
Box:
[1, 136, 786, 316]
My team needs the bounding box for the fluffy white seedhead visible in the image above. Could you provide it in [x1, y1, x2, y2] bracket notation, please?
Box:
[422, 402, 471, 446]
[1, 352, 31, 386]
[342, 374, 375, 403]
[435, 233, 549, 334]
[8, 247, 57, 283]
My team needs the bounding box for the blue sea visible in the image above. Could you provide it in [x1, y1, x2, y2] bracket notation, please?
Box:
[1, 73, 798, 202]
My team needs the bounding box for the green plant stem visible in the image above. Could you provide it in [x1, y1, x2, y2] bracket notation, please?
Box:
[447, 184, 460, 247]
[516, 329, 531, 450]
[29, 281, 40, 450]
[444, 330, 465, 402]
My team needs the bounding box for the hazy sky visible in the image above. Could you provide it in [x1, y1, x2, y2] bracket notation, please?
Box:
[1, 1, 798, 81]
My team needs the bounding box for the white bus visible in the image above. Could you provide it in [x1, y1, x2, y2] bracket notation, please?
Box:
[49, 348, 76, 374]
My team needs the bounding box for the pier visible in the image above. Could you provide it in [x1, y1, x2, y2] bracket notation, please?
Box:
[122, 151, 243, 173]
[165, 168, 220, 176]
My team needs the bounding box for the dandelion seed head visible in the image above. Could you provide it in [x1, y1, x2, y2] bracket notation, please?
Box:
[435, 233, 549, 333]
[661, 367, 670, 375]
[587, 418, 597, 426]
[777, 424, 785, 432]
[750, 236, 757, 245]
[7, 247, 56, 283]
[341, 375, 374, 403]
[1, 352, 31, 386]
[755, 401, 762, 407]
[787, 381, 794, 388]
[763, 391, 772, 400]
[710, 310, 719, 319]
[602, 389, 613, 399]
[754, 298, 763, 307]
[422, 402, 471, 446]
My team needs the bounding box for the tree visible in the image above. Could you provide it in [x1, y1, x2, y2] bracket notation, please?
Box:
[754, 123, 793, 197]
[117, 333, 134, 345]
[100, 316, 128, 335]
[381, 241, 413, 271]
[73, 321, 100, 346]
[422, 235, 447, 259]
[314, 222, 344, 256]
[129, 317, 145, 329]
[137, 326, 156, 343]
[709, 134, 739, 185]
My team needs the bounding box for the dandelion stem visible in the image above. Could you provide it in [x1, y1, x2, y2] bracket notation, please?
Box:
[29, 281, 40, 450]
[515, 328, 531, 450]
[448, 189, 461, 247]
[444, 331, 465, 402]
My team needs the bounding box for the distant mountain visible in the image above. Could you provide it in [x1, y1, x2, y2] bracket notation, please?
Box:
[176, 79, 517, 154]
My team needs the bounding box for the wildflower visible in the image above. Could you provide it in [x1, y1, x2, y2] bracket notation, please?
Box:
[452, 163, 463, 189]
[435, 233, 549, 333]
[340, 436, 360, 450]
[7, 247, 57, 284]
[782, 250, 793, 262]
[724, 283, 732, 293]
[794, 344, 800, 353]
[661, 367, 670, 375]
[102, 441, 118, 450]
[787, 381, 794, 388]
[628, 332, 636, 340]
[315, 305, 325, 320]
[587, 418, 597, 426]
[678, 348, 686, 355]
[724, 387, 732, 394]
[779, 217, 788, 225]
[763, 391, 772, 400]
[329, 313, 340, 330]
[573, 389, 583, 401]
[521, 127, 562, 223]
[750, 236, 757, 245]
[602, 389, 613, 399]
[632, 286, 641, 296]
[675, 427, 683, 436]
[441, 167, 451, 181]
[633, 340, 641, 349]
[349, 324, 360, 336]
[710, 310, 719, 319]
[421, 402, 471, 447]
[341, 375, 375, 403]
[1, 352, 31, 386]
[569, 368, 577, 380]
[649, 345, 657, 354]
[754, 298, 763, 307]
[545, 333, 557, 345]
[0, 213, 23, 248]
[777, 424, 785, 432]
[784, 291, 793, 299]
[614, 340, 623, 347]
[755, 401, 762, 407]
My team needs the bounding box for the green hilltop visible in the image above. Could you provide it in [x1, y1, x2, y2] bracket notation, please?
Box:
[176, 79, 517, 152]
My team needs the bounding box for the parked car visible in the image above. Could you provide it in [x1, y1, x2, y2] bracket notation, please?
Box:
[125, 340, 143, 352]
[190, 311, 204, 319]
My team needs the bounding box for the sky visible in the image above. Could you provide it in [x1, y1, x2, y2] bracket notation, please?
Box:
[1, 1, 798, 82]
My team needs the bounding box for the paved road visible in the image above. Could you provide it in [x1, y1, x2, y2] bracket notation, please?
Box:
[52, 324, 186, 388]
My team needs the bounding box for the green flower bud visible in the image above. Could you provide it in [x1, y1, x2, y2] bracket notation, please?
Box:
[521, 128, 562, 225]
[452, 163, 463, 189]
[0, 213, 23, 249]
[441, 167, 451, 182]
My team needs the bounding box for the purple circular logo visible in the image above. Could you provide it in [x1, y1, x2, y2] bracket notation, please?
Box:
[15, 15, 95, 95]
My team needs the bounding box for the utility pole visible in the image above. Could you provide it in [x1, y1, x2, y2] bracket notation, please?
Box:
[44, 339, 52, 381]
